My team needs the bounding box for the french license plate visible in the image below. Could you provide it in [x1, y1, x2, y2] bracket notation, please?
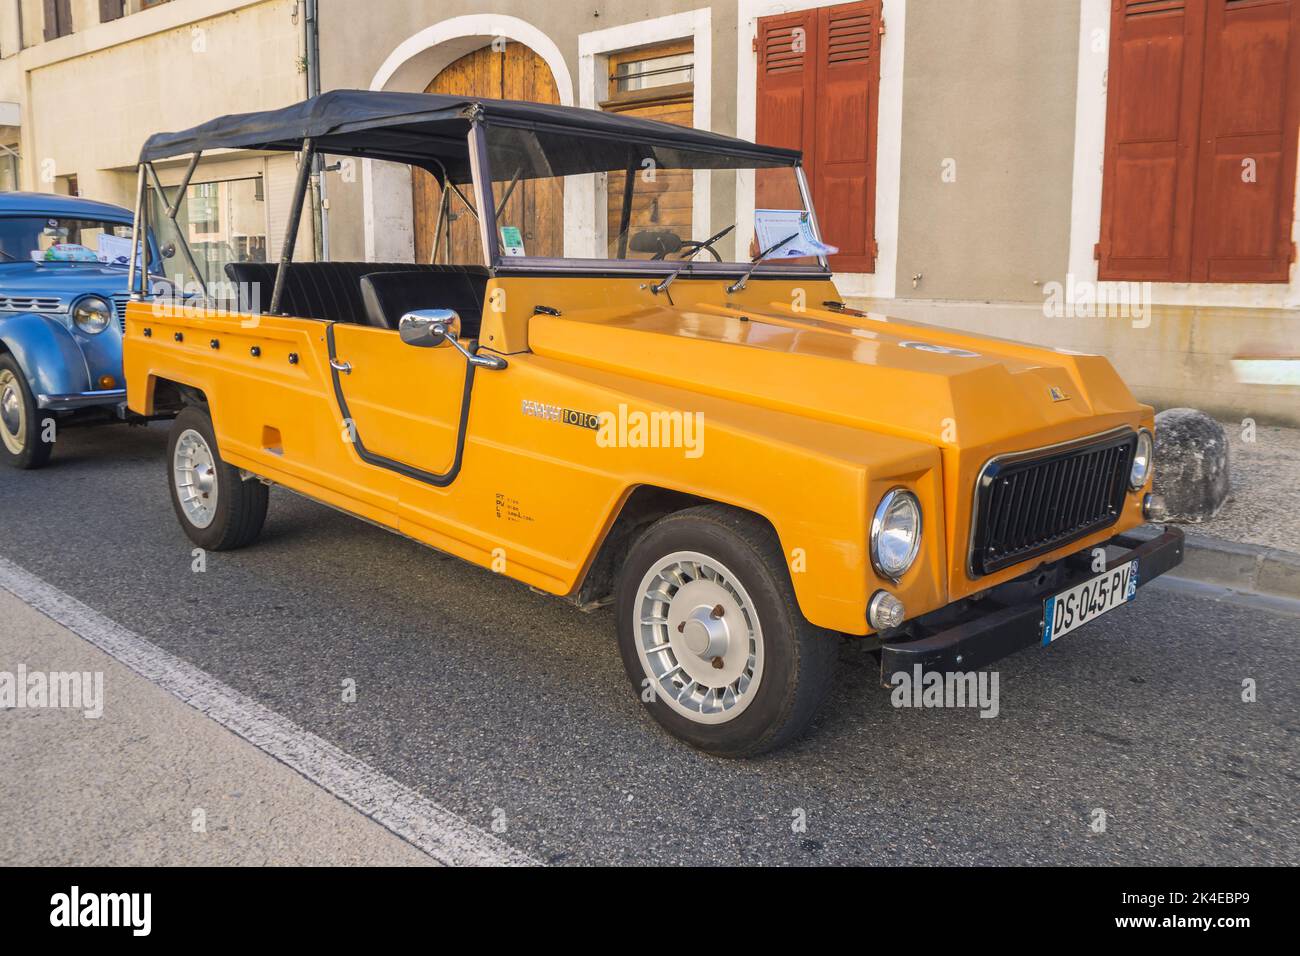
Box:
[1042, 559, 1139, 646]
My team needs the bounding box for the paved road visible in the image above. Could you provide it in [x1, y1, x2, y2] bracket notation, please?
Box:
[2, 422, 1297, 865]
[0, 588, 433, 866]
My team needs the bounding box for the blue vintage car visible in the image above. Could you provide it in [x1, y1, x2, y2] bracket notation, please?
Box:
[0, 191, 173, 468]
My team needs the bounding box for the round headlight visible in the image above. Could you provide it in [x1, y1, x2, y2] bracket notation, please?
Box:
[72, 296, 112, 335]
[1130, 429, 1153, 490]
[871, 488, 922, 581]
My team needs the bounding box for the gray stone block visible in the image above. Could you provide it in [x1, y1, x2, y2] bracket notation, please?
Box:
[1153, 408, 1231, 522]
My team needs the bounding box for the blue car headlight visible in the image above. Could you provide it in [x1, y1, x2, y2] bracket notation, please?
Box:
[72, 295, 112, 335]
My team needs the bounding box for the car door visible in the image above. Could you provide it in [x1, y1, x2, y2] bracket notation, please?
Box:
[326, 322, 470, 485]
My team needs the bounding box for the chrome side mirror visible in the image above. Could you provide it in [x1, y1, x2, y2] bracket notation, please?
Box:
[399, 308, 460, 348]
[397, 308, 507, 370]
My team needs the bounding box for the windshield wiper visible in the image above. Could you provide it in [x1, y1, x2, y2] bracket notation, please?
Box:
[726, 232, 799, 295]
[647, 260, 687, 305]
[647, 224, 740, 302]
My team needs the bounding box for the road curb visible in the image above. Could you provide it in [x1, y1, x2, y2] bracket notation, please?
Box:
[1129, 524, 1300, 600]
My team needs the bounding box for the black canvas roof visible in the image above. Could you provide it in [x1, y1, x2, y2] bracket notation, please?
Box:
[139, 89, 802, 178]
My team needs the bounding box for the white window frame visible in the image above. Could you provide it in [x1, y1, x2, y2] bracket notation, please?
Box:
[577, 8, 712, 259]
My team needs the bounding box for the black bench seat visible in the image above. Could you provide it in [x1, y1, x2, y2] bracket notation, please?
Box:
[223, 261, 488, 337]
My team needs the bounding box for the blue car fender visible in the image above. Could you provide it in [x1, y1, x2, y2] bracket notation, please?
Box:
[0, 311, 92, 399]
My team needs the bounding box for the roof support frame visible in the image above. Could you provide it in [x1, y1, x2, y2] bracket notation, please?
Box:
[128, 164, 147, 300]
[270, 139, 315, 315]
[144, 159, 209, 298]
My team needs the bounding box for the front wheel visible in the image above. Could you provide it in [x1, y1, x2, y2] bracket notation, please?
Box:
[167, 404, 268, 551]
[615, 505, 838, 757]
[0, 354, 53, 470]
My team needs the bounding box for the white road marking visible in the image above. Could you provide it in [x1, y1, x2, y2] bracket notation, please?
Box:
[0, 554, 540, 867]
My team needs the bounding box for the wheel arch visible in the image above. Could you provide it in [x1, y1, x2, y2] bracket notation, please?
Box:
[0, 312, 91, 397]
[144, 374, 208, 416]
[572, 484, 789, 612]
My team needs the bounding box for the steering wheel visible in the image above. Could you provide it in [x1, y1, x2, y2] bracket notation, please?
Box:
[673, 224, 735, 262]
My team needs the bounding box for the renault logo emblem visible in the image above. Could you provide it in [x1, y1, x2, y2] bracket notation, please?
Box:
[1048, 386, 1069, 402]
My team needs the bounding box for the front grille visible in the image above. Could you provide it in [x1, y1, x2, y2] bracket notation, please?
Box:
[112, 295, 129, 334]
[0, 295, 63, 312]
[969, 430, 1137, 577]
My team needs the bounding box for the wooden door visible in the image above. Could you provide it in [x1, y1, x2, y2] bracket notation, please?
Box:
[412, 42, 562, 264]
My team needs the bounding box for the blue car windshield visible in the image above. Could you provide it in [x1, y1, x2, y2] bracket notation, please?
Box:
[0, 216, 135, 265]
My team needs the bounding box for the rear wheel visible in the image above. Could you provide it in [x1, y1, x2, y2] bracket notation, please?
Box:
[167, 404, 268, 550]
[0, 354, 53, 470]
[615, 505, 838, 757]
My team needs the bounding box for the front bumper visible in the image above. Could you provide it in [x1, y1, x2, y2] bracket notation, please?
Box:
[880, 526, 1185, 678]
[36, 389, 127, 411]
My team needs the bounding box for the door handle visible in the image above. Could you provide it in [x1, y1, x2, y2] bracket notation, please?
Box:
[330, 358, 352, 374]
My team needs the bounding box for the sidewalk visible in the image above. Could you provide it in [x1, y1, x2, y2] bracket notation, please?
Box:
[1188, 419, 1300, 553]
[0, 588, 433, 866]
[1156, 419, 1300, 601]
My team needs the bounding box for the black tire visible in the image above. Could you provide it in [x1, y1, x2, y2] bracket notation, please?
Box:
[167, 404, 268, 551]
[615, 504, 838, 757]
[0, 353, 54, 470]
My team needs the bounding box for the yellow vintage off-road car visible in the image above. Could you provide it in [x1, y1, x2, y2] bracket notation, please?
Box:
[125, 92, 1182, 756]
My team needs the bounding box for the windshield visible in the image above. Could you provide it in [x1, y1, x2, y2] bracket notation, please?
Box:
[147, 176, 268, 290]
[452, 125, 829, 271]
[0, 216, 136, 265]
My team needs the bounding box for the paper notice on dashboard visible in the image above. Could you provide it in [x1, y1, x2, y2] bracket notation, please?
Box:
[753, 209, 837, 258]
[97, 232, 138, 268]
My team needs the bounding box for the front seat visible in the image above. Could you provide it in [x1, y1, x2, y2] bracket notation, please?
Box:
[359, 269, 488, 337]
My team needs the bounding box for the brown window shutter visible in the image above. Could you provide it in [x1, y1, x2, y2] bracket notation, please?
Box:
[100, 0, 125, 23]
[812, 0, 881, 273]
[1098, 0, 1207, 282]
[755, 1, 881, 274]
[755, 10, 818, 162]
[43, 0, 59, 41]
[754, 9, 818, 235]
[1188, 0, 1300, 282]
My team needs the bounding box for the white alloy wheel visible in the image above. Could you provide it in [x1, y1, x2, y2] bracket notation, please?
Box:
[633, 550, 765, 724]
[173, 427, 220, 529]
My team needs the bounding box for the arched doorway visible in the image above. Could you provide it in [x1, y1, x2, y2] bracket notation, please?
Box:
[412, 41, 561, 264]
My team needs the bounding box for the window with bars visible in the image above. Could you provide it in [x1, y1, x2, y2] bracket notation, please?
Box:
[602, 39, 695, 113]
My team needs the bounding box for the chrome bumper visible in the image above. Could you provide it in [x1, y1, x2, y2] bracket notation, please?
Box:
[36, 389, 127, 411]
